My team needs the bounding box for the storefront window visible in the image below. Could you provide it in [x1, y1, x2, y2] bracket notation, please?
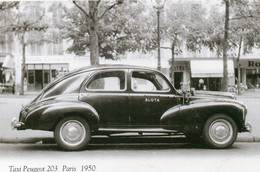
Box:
[246, 69, 260, 88]
[0, 64, 3, 83]
[28, 70, 34, 84]
[42, 72, 90, 99]
[191, 78, 221, 91]
[44, 70, 50, 84]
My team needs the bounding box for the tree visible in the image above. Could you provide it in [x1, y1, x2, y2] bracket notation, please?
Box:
[202, 0, 256, 91]
[0, 2, 19, 45]
[160, 2, 207, 84]
[61, 1, 156, 61]
[221, 0, 231, 92]
[5, 2, 50, 95]
[202, 6, 225, 58]
[229, 0, 260, 94]
[0, 2, 19, 11]
[70, 0, 123, 65]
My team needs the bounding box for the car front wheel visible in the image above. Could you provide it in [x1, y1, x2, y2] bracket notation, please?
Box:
[203, 114, 237, 149]
[54, 116, 91, 151]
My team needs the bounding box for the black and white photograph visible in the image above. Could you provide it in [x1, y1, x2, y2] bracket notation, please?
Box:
[0, 0, 260, 171]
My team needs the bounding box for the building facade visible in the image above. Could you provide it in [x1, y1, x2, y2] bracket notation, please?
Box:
[234, 58, 260, 89]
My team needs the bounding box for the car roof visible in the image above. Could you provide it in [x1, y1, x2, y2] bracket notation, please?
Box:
[41, 64, 174, 95]
[70, 64, 158, 74]
[41, 64, 161, 92]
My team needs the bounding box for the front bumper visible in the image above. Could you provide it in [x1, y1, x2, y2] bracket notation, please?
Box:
[242, 121, 252, 133]
[11, 117, 24, 130]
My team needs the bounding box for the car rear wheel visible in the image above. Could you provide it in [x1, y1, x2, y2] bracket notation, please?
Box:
[54, 116, 91, 151]
[203, 114, 237, 149]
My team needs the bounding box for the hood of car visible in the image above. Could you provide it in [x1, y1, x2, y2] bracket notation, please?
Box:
[189, 96, 247, 111]
[192, 90, 236, 100]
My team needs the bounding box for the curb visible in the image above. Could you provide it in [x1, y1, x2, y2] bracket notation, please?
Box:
[0, 137, 55, 144]
[236, 136, 260, 142]
[0, 136, 259, 144]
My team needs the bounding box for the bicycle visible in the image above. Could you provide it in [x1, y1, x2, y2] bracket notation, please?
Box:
[228, 83, 247, 94]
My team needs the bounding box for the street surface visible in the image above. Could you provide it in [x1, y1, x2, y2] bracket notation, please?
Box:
[0, 142, 260, 172]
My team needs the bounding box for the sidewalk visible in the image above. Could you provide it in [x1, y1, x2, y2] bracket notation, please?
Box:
[0, 90, 259, 145]
[236, 88, 260, 98]
[0, 91, 38, 98]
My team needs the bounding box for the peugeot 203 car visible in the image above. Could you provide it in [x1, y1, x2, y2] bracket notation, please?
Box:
[11, 65, 252, 151]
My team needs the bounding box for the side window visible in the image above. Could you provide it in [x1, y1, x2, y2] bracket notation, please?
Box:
[86, 71, 125, 91]
[42, 73, 89, 99]
[131, 71, 170, 92]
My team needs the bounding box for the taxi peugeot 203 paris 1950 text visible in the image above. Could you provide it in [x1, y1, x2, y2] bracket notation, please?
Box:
[11, 65, 252, 151]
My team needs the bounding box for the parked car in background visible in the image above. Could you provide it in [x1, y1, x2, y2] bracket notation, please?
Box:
[12, 65, 252, 151]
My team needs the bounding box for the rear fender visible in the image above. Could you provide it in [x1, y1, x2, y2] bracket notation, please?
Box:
[25, 101, 99, 131]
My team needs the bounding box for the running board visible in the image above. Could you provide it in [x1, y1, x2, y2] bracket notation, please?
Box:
[98, 128, 178, 134]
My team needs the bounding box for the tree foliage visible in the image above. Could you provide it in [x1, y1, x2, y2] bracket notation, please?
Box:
[2, 2, 51, 95]
[202, 0, 260, 91]
[60, 0, 156, 60]
[0, 1, 19, 11]
[203, 0, 260, 57]
[162, 2, 208, 53]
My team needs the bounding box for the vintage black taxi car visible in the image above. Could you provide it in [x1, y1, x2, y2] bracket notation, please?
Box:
[11, 65, 252, 150]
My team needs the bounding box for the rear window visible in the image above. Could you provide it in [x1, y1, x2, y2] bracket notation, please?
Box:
[42, 72, 89, 99]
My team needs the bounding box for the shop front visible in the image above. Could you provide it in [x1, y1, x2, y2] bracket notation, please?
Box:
[0, 55, 4, 83]
[25, 63, 69, 91]
[170, 61, 190, 89]
[25, 56, 71, 92]
[190, 60, 235, 91]
[235, 59, 260, 89]
[0, 53, 15, 93]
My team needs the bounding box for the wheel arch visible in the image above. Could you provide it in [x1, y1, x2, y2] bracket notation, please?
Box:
[199, 106, 244, 132]
[36, 102, 100, 131]
[52, 111, 95, 132]
[161, 103, 245, 133]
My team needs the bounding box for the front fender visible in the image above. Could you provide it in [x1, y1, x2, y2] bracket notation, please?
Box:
[161, 101, 245, 133]
[24, 101, 99, 131]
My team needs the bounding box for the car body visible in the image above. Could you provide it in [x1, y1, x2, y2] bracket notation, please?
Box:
[12, 65, 252, 150]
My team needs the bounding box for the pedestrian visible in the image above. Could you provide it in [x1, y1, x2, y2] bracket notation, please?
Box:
[199, 78, 204, 90]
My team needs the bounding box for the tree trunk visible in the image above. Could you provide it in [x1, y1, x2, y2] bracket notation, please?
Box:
[20, 35, 26, 95]
[89, 1, 99, 65]
[157, 10, 161, 71]
[171, 44, 175, 85]
[237, 36, 242, 95]
[222, 0, 229, 92]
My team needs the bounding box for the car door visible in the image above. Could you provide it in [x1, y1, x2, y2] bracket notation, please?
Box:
[79, 69, 129, 127]
[129, 69, 181, 127]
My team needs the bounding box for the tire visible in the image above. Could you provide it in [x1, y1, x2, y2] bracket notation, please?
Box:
[203, 114, 237, 149]
[54, 116, 91, 151]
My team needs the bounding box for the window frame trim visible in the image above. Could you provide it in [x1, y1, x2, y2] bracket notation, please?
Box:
[130, 69, 172, 93]
[84, 69, 128, 92]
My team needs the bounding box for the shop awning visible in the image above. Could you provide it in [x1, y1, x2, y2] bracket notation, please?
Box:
[190, 60, 234, 78]
[2, 55, 14, 69]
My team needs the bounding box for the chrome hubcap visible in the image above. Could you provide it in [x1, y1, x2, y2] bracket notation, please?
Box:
[209, 119, 233, 145]
[60, 120, 85, 146]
